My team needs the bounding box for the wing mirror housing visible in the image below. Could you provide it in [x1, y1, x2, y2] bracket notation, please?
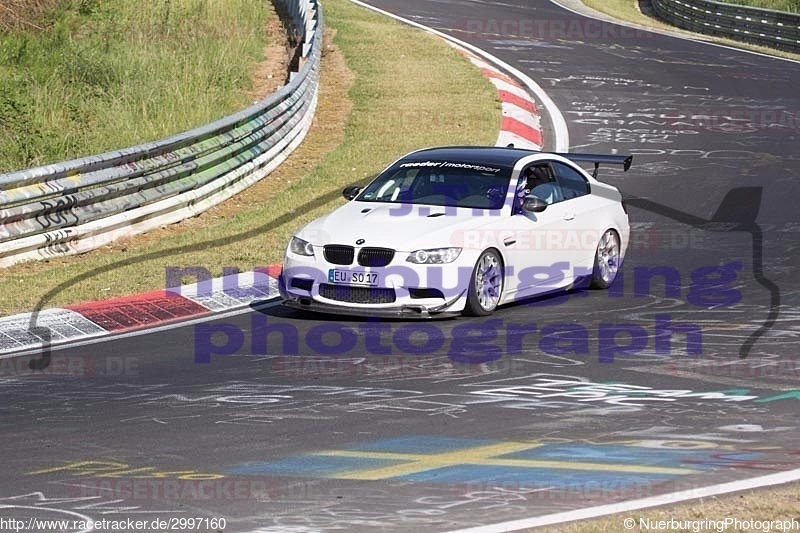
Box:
[342, 186, 361, 201]
[523, 196, 548, 213]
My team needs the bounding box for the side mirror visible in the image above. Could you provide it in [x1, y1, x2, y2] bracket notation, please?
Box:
[342, 186, 361, 201]
[523, 196, 548, 213]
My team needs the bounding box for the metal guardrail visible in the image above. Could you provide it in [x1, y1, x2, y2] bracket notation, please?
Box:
[651, 0, 800, 53]
[0, 0, 322, 268]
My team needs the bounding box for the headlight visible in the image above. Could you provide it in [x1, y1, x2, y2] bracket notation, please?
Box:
[289, 236, 315, 257]
[406, 247, 462, 264]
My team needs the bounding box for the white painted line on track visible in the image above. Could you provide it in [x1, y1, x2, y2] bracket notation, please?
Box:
[446, 468, 800, 532]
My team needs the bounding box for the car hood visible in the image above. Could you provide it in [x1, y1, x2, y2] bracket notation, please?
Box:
[296, 201, 493, 251]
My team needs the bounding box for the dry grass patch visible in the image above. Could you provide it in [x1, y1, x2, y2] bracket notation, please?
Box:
[0, 0, 56, 32]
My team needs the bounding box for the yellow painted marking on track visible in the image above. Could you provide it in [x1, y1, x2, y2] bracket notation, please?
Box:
[28, 460, 225, 479]
[317, 441, 696, 481]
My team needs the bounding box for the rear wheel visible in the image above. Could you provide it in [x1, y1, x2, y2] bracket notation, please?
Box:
[464, 249, 503, 316]
[590, 229, 620, 289]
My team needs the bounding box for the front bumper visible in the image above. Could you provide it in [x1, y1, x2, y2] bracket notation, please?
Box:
[280, 292, 463, 319]
[278, 253, 473, 319]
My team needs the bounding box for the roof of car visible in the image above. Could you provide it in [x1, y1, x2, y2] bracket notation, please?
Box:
[400, 146, 542, 168]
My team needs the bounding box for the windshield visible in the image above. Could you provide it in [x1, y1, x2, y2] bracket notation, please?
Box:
[356, 161, 512, 210]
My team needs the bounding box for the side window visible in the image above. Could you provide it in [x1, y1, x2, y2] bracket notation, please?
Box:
[522, 164, 563, 205]
[552, 162, 590, 200]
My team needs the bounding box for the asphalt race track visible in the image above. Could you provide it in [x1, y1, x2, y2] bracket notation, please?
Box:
[1, 1, 799, 531]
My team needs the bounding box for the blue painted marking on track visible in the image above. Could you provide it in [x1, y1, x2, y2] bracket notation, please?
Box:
[396, 464, 676, 487]
[350, 435, 497, 454]
[498, 444, 763, 471]
[499, 444, 708, 467]
[224, 436, 764, 483]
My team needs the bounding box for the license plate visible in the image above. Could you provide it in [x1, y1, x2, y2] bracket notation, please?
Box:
[328, 269, 379, 286]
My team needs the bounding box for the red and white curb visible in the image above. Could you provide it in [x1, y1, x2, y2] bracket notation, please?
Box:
[0, 267, 281, 356]
[448, 43, 543, 150]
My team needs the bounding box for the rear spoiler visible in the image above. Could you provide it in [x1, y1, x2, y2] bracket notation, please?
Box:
[556, 153, 633, 178]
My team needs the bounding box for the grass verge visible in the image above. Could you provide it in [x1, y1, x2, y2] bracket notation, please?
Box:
[0, 0, 275, 172]
[0, 0, 499, 315]
[581, 0, 800, 61]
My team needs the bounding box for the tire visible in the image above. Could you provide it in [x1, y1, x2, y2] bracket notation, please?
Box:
[464, 249, 504, 316]
[590, 229, 621, 289]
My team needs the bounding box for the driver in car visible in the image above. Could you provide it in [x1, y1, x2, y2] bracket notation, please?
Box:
[515, 166, 558, 213]
[525, 166, 558, 204]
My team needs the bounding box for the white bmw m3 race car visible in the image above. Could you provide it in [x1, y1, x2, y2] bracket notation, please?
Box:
[279, 146, 631, 318]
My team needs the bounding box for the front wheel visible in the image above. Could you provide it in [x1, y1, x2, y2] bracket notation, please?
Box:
[464, 249, 503, 316]
[590, 229, 620, 289]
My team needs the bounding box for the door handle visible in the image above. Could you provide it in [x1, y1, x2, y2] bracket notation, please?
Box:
[563, 213, 576, 221]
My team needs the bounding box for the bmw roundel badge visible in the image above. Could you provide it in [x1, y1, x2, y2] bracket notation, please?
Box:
[356, 239, 365, 245]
